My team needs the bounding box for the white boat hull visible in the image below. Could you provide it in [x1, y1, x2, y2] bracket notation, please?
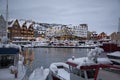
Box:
[29, 67, 49, 80]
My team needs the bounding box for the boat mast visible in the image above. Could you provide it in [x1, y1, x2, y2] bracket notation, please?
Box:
[5, 0, 8, 38]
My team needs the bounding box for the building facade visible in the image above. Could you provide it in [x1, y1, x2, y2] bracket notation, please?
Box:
[8, 19, 34, 41]
[46, 25, 74, 40]
[72, 24, 88, 38]
[34, 24, 47, 38]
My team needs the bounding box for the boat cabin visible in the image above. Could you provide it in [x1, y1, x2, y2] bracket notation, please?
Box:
[66, 61, 120, 80]
[0, 47, 19, 68]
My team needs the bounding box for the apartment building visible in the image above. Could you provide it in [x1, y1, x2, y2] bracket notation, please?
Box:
[72, 24, 88, 38]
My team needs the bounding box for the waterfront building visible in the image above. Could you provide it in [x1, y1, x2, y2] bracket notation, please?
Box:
[34, 24, 47, 38]
[110, 32, 118, 42]
[46, 25, 63, 39]
[46, 25, 74, 40]
[8, 19, 34, 41]
[90, 31, 98, 40]
[72, 24, 88, 39]
[0, 15, 6, 38]
[97, 32, 109, 40]
[117, 18, 120, 45]
[118, 18, 120, 34]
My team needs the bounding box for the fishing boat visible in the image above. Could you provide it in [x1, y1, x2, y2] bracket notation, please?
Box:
[50, 47, 120, 80]
[29, 66, 49, 80]
[99, 18, 120, 52]
[66, 47, 120, 80]
[99, 42, 120, 52]
[0, 43, 26, 80]
[107, 51, 120, 65]
[50, 62, 70, 80]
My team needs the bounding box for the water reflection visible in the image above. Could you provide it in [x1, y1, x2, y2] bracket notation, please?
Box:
[24, 48, 88, 68]
[23, 48, 88, 77]
[23, 48, 34, 70]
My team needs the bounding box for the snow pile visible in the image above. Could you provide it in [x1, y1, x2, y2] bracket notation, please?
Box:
[87, 47, 104, 63]
[67, 57, 112, 69]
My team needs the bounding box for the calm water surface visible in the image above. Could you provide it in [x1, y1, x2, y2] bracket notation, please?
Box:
[23, 48, 120, 80]
[24, 48, 89, 76]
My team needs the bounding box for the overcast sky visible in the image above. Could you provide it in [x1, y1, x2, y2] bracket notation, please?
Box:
[0, 0, 120, 34]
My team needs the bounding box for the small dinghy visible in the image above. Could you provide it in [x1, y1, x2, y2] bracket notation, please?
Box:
[50, 62, 70, 80]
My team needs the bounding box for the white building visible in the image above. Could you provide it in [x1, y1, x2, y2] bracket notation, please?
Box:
[34, 24, 47, 37]
[72, 24, 88, 38]
[46, 25, 63, 37]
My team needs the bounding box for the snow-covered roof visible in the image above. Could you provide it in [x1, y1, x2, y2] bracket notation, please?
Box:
[18, 20, 25, 27]
[8, 19, 16, 27]
[26, 22, 33, 28]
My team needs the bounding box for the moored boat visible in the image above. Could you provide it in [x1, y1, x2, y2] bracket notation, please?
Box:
[50, 62, 70, 80]
[49, 47, 120, 80]
[100, 42, 120, 52]
[66, 47, 120, 80]
[0, 43, 26, 80]
[107, 51, 120, 65]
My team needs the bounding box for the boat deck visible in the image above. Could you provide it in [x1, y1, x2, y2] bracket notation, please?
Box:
[0, 68, 15, 80]
[0, 66, 26, 80]
[97, 69, 120, 80]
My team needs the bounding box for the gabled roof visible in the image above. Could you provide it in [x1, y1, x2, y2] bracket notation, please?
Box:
[8, 19, 17, 27]
[18, 20, 25, 27]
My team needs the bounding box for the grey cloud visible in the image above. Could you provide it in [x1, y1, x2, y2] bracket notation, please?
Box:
[0, 0, 120, 34]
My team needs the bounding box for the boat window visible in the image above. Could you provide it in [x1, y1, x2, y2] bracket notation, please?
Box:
[70, 66, 96, 79]
[57, 66, 64, 68]
[0, 55, 15, 68]
[86, 70, 96, 79]
[80, 70, 85, 78]
[71, 67, 80, 76]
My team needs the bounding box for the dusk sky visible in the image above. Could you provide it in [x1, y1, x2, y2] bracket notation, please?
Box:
[0, 0, 120, 34]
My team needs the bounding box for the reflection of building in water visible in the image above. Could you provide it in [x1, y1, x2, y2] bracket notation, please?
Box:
[23, 48, 34, 66]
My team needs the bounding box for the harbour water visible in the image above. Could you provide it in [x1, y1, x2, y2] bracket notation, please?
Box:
[24, 48, 89, 78]
[23, 48, 120, 80]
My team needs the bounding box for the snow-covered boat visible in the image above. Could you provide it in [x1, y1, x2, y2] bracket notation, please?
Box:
[99, 42, 120, 52]
[49, 47, 120, 80]
[29, 66, 49, 80]
[50, 62, 70, 80]
[107, 51, 120, 65]
[66, 47, 120, 80]
[0, 44, 26, 80]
